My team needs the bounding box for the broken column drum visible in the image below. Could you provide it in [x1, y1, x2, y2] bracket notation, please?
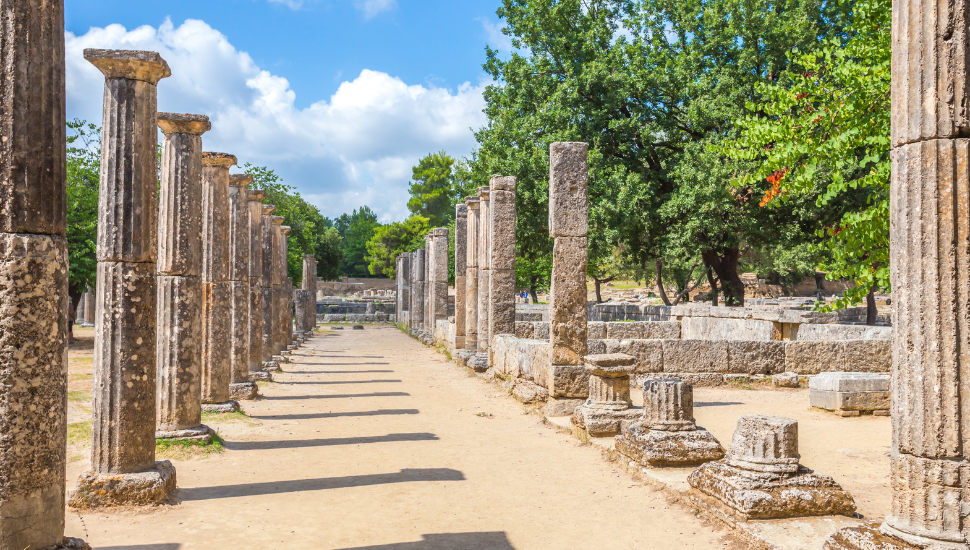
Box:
[688, 415, 856, 520]
[615, 378, 725, 467]
[246, 190, 266, 377]
[464, 198, 481, 361]
[546, 143, 590, 416]
[155, 113, 213, 442]
[477, 187, 491, 357]
[0, 1, 89, 546]
[69, 49, 176, 509]
[571, 354, 641, 437]
[227, 174, 258, 400]
[488, 176, 517, 352]
[454, 204, 468, 350]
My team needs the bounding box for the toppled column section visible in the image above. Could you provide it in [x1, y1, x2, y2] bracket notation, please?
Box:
[155, 113, 212, 443]
[488, 176, 516, 364]
[688, 415, 856, 520]
[545, 143, 589, 416]
[454, 204, 468, 350]
[199, 152, 237, 415]
[246, 190, 267, 379]
[615, 378, 724, 467]
[0, 3, 87, 544]
[571, 354, 640, 436]
[227, 174, 258, 400]
[69, 49, 176, 509]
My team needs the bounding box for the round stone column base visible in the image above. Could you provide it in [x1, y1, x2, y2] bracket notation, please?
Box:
[201, 401, 239, 414]
[43, 537, 91, 550]
[229, 381, 259, 400]
[250, 370, 273, 382]
[156, 424, 214, 443]
[265, 359, 283, 371]
[67, 461, 177, 509]
[823, 524, 921, 550]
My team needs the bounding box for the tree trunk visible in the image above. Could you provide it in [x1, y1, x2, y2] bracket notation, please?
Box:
[705, 264, 719, 307]
[529, 276, 539, 304]
[592, 276, 615, 304]
[655, 260, 672, 307]
[866, 284, 878, 325]
[702, 249, 744, 307]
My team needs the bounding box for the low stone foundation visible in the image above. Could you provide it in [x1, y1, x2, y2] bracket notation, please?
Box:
[229, 381, 259, 400]
[44, 538, 91, 550]
[201, 401, 240, 414]
[68, 461, 177, 509]
[156, 424, 214, 443]
[823, 524, 921, 550]
[616, 425, 725, 467]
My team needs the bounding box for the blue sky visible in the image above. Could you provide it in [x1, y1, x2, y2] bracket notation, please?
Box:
[64, 0, 511, 222]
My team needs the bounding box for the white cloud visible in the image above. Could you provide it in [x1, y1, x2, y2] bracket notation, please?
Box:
[66, 19, 486, 222]
[267, 0, 304, 8]
[353, 0, 396, 19]
[479, 17, 513, 54]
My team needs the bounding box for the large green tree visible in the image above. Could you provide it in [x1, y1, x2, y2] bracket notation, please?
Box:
[407, 151, 460, 228]
[365, 215, 431, 278]
[336, 206, 380, 277]
[66, 119, 100, 315]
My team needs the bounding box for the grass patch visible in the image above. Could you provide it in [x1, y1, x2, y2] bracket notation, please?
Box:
[156, 431, 225, 460]
[726, 378, 756, 391]
[67, 421, 92, 445]
[256, 380, 273, 388]
[202, 409, 259, 426]
[68, 390, 91, 403]
[69, 372, 93, 382]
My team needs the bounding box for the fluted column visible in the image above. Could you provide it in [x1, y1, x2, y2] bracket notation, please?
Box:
[247, 190, 266, 376]
[260, 206, 279, 369]
[200, 152, 236, 411]
[302, 254, 317, 333]
[454, 205, 468, 349]
[488, 176, 517, 345]
[412, 249, 425, 332]
[228, 174, 258, 399]
[0, 2, 82, 546]
[70, 49, 175, 508]
[155, 113, 210, 442]
[271, 216, 284, 358]
[477, 187, 491, 355]
[465, 198, 480, 356]
[280, 225, 293, 349]
[428, 228, 449, 335]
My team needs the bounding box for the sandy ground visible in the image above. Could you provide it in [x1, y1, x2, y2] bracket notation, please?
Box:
[64, 326, 739, 550]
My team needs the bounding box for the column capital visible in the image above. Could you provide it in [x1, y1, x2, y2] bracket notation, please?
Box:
[477, 187, 491, 200]
[281, 225, 291, 235]
[466, 197, 480, 210]
[248, 190, 267, 202]
[158, 113, 210, 136]
[84, 49, 171, 84]
[271, 216, 285, 226]
[262, 204, 277, 216]
[490, 175, 516, 191]
[202, 152, 237, 168]
[229, 174, 253, 188]
[431, 228, 449, 237]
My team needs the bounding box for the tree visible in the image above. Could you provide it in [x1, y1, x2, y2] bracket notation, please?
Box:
[407, 151, 460, 227]
[365, 215, 431, 278]
[66, 119, 100, 317]
[316, 226, 344, 281]
[338, 206, 380, 277]
[724, 0, 890, 317]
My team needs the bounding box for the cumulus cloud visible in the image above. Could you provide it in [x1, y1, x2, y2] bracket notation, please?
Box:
[267, 0, 305, 8]
[479, 17, 514, 54]
[353, 0, 396, 19]
[66, 19, 486, 222]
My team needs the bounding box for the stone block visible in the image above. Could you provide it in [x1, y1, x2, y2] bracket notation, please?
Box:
[616, 425, 725, 467]
[810, 371, 890, 392]
[229, 381, 258, 401]
[823, 524, 921, 550]
[543, 397, 585, 416]
[68, 461, 176, 509]
[810, 372, 890, 415]
[587, 339, 607, 355]
[681, 316, 781, 341]
[642, 321, 681, 340]
[489, 189, 516, 271]
[606, 322, 643, 339]
[548, 364, 589, 398]
[797, 324, 892, 341]
[662, 340, 728, 373]
[841, 339, 891, 372]
[515, 322, 536, 339]
[489, 268, 516, 336]
[726, 415, 799, 474]
[535, 322, 550, 340]
[771, 372, 800, 388]
[528, 342, 550, 386]
[643, 372, 724, 387]
[548, 142, 588, 237]
[784, 340, 843, 375]
[587, 322, 606, 339]
[727, 341, 786, 375]
[550, 236, 587, 365]
[604, 339, 663, 374]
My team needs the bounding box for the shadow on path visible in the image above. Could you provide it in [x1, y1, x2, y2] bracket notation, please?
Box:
[252, 409, 419, 421]
[297, 370, 394, 375]
[308, 362, 391, 366]
[262, 392, 409, 400]
[223, 432, 438, 451]
[694, 401, 745, 407]
[280, 380, 402, 385]
[98, 545, 181, 550]
[179, 468, 465, 501]
[334, 532, 516, 550]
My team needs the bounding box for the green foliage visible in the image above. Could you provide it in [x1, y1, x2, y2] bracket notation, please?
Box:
[407, 151, 460, 227]
[316, 226, 344, 281]
[336, 206, 380, 277]
[66, 119, 100, 295]
[365, 215, 431, 278]
[723, 0, 890, 309]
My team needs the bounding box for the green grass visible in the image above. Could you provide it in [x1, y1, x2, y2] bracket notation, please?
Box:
[202, 409, 259, 426]
[67, 420, 92, 445]
[68, 390, 91, 403]
[156, 431, 225, 460]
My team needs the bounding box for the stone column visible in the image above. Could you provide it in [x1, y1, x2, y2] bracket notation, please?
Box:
[398, 254, 410, 325]
[200, 152, 237, 413]
[454, 204, 468, 350]
[828, 2, 970, 548]
[428, 228, 449, 337]
[411, 249, 425, 333]
[424, 234, 431, 333]
[280, 226, 294, 350]
[155, 113, 212, 443]
[260, 207, 280, 370]
[488, 176, 517, 353]
[271, 217, 285, 360]
[246, 190, 267, 378]
[82, 290, 96, 326]
[464, 198, 481, 362]
[228, 174, 258, 400]
[302, 254, 315, 333]
[0, 2, 86, 546]
[477, 187, 491, 359]
[69, 49, 175, 509]
[545, 143, 589, 416]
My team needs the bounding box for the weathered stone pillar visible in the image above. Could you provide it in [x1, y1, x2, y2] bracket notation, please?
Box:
[246, 190, 267, 378]
[454, 204, 467, 350]
[302, 254, 318, 335]
[464, 198, 481, 361]
[260, 208, 280, 370]
[0, 2, 86, 546]
[488, 176, 516, 357]
[545, 143, 589, 416]
[228, 174, 258, 400]
[155, 113, 212, 443]
[82, 289, 96, 326]
[69, 49, 175, 509]
[571, 354, 640, 437]
[477, 187, 491, 358]
[271, 217, 285, 360]
[427, 228, 449, 339]
[411, 249, 425, 333]
[280, 225, 294, 349]
[200, 152, 237, 414]
[827, 2, 970, 547]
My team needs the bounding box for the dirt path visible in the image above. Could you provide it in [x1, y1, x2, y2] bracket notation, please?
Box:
[66, 326, 731, 549]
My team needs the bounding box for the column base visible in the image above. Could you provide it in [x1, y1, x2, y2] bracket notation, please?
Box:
[250, 369, 274, 382]
[543, 396, 586, 417]
[68, 461, 177, 509]
[877, 522, 968, 550]
[280, 350, 292, 357]
[229, 381, 259, 400]
[468, 353, 489, 372]
[455, 349, 476, 367]
[287, 344, 297, 351]
[688, 460, 857, 520]
[263, 360, 282, 372]
[201, 401, 240, 414]
[156, 424, 214, 443]
[272, 355, 287, 365]
[615, 424, 725, 467]
[571, 403, 641, 437]
[43, 537, 91, 550]
[823, 524, 922, 550]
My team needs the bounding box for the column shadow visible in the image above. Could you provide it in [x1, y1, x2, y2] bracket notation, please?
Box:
[97, 545, 182, 550]
[334, 532, 516, 549]
[252, 409, 419, 421]
[310, 362, 391, 366]
[179, 468, 465, 501]
[694, 401, 745, 407]
[297, 370, 394, 375]
[223, 432, 438, 451]
[262, 392, 409, 400]
[280, 380, 402, 385]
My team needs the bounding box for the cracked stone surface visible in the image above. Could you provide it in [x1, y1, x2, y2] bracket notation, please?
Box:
[68, 461, 177, 509]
